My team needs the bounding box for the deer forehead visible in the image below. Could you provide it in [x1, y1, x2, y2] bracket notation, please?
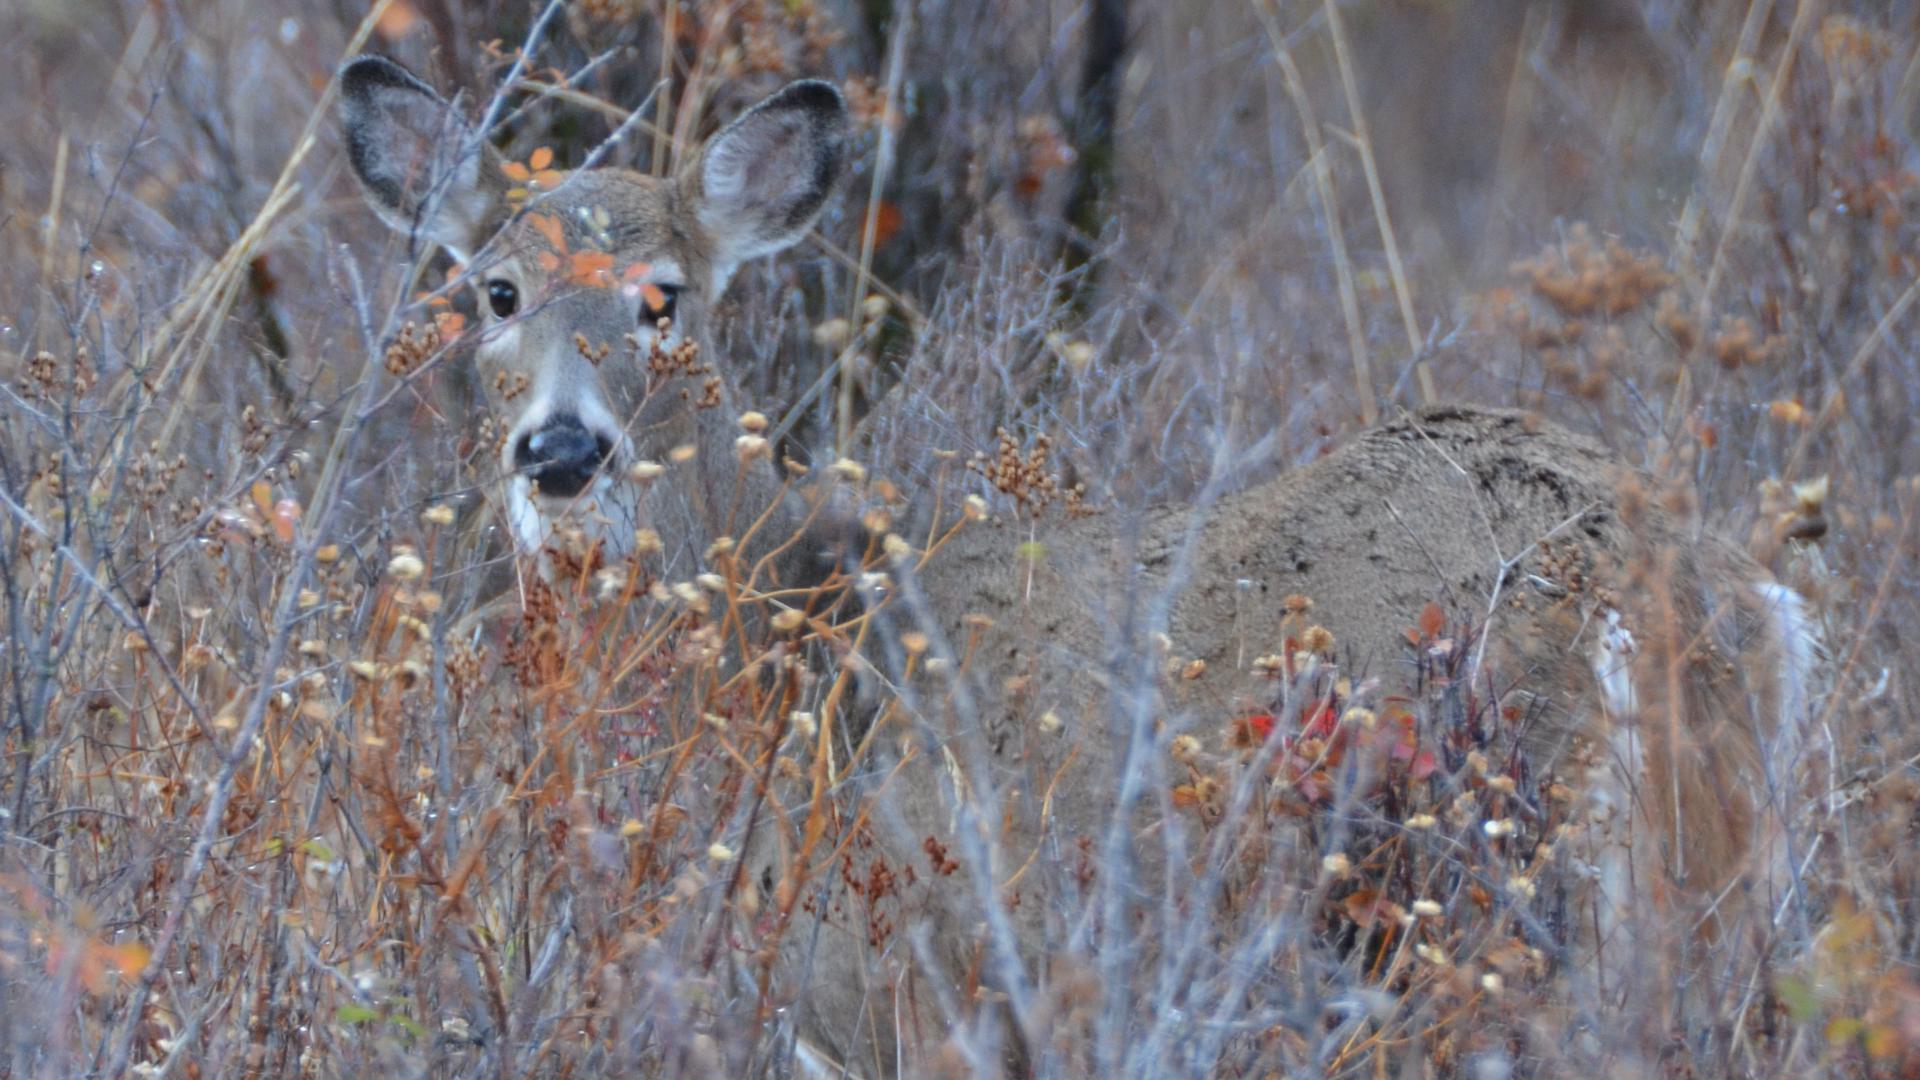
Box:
[489, 171, 713, 293]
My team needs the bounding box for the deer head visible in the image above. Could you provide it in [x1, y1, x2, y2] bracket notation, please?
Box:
[339, 55, 847, 574]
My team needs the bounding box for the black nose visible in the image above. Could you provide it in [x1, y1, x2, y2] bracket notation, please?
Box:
[513, 415, 613, 498]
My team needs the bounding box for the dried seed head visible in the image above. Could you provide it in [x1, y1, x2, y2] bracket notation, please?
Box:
[882, 533, 912, 562]
[1321, 852, 1351, 877]
[707, 842, 735, 863]
[735, 434, 770, 462]
[595, 568, 628, 601]
[696, 572, 726, 593]
[771, 608, 806, 633]
[789, 710, 817, 738]
[963, 494, 990, 520]
[1411, 898, 1444, 917]
[861, 294, 891, 321]
[1794, 474, 1829, 513]
[387, 550, 425, 581]
[1301, 625, 1335, 655]
[737, 410, 770, 433]
[1483, 818, 1517, 838]
[901, 631, 929, 654]
[1406, 813, 1438, 829]
[669, 443, 698, 464]
[628, 460, 665, 481]
[705, 536, 735, 560]
[829, 458, 867, 483]
[633, 528, 663, 556]
[811, 317, 851, 349]
[1037, 709, 1063, 735]
[1170, 734, 1203, 764]
[422, 504, 456, 526]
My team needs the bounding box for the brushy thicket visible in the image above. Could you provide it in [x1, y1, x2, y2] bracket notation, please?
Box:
[1, 0, 1917, 1076]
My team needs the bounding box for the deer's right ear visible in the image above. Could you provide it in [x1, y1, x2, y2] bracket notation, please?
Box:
[338, 56, 505, 261]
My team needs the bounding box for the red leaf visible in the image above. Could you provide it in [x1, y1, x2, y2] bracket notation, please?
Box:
[1418, 601, 1445, 641]
[1410, 750, 1438, 780]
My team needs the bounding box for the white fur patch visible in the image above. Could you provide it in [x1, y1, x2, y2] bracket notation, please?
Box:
[505, 476, 551, 554]
[1592, 607, 1639, 720]
[1755, 580, 1819, 772]
[1586, 606, 1644, 951]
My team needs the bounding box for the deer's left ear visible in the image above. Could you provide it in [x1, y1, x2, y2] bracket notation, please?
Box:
[689, 80, 849, 290]
[338, 55, 508, 261]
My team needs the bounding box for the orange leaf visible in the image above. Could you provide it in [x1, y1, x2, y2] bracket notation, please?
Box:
[502, 160, 532, 183]
[531, 168, 566, 190]
[569, 250, 614, 286]
[529, 147, 554, 171]
[375, 0, 420, 41]
[621, 261, 652, 283]
[435, 310, 467, 338]
[272, 499, 302, 544]
[103, 941, 150, 981]
[1418, 601, 1445, 641]
[250, 480, 274, 521]
[1342, 889, 1401, 929]
[867, 200, 904, 248]
[529, 213, 566, 253]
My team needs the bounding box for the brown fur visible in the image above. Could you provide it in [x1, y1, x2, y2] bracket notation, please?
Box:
[778, 405, 1803, 1073]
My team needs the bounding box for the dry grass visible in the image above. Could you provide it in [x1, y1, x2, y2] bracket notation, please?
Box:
[1, 0, 1917, 1076]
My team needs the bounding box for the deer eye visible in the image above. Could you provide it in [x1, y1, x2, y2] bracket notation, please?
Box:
[487, 279, 519, 319]
[641, 284, 679, 326]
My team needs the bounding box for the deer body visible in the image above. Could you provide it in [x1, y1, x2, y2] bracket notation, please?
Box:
[338, 60, 1816, 1077]
[776, 405, 1813, 1073]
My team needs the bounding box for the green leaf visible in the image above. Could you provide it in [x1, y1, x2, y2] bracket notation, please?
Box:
[1826, 1016, 1866, 1044]
[1774, 975, 1818, 1022]
[299, 839, 335, 861]
[335, 1003, 379, 1025]
[387, 1013, 425, 1039]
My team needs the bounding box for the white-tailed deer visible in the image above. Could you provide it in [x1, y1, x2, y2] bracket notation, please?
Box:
[340, 54, 848, 582]
[340, 58, 1819, 1077]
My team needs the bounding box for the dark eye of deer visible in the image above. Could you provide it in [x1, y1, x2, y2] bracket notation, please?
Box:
[487, 279, 519, 319]
[642, 285, 679, 326]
